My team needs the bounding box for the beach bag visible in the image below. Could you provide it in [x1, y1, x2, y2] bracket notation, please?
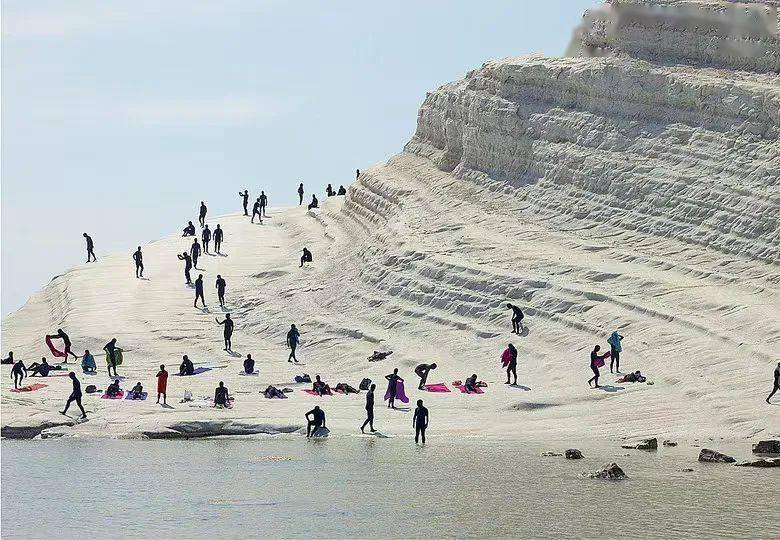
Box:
[85, 385, 98, 394]
[295, 374, 311, 384]
[359, 378, 372, 391]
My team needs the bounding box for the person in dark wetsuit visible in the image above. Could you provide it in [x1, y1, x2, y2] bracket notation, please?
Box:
[202, 225, 211, 254]
[177, 252, 193, 284]
[2, 351, 15, 365]
[239, 190, 249, 216]
[259, 191, 268, 217]
[298, 183, 304, 205]
[215, 275, 226, 308]
[83, 233, 97, 262]
[588, 345, 608, 388]
[28, 358, 59, 377]
[385, 368, 403, 409]
[287, 324, 300, 362]
[360, 383, 376, 433]
[505, 343, 518, 385]
[608, 331, 624, 373]
[11, 358, 27, 389]
[251, 198, 263, 224]
[507, 303, 524, 334]
[199, 201, 207, 227]
[767, 362, 780, 404]
[243, 354, 255, 374]
[194, 274, 205, 308]
[326, 183, 335, 197]
[129, 382, 144, 399]
[305, 405, 326, 437]
[182, 221, 196, 236]
[213, 225, 224, 254]
[61, 372, 86, 418]
[190, 239, 201, 269]
[103, 338, 119, 377]
[307, 194, 319, 210]
[312, 375, 331, 396]
[133, 247, 144, 278]
[216, 314, 234, 351]
[179, 355, 194, 376]
[106, 379, 121, 397]
[413, 399, 429, 444]
[415, 363, 437, 390]
[464, 373, 478, 393]
[214, 381, 230, 407]
[337, 185, 346, 196]
[47, 328, 78, 362]
[299, 247, 312, 268]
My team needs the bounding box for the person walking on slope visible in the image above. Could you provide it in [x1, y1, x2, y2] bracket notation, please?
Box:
[413, 399, 429, 445]
[213, 224, 224, 254]
[83, 233, 97, 262]
[103, 338, 120, 377]
[133, 246, 144, 278]
[767, 362, 780, 404]
[216, 314, 234, 351]
[47, 328, 78, 362]
[501, 343, 518, 385]
[202, 225, 211, 254]
[177, 252, 193, 284]
[239, 190, 249, 216]
[608, 331, 624, 373]
[11, 358, 27, 389]
[588, 345, 610, 389]
[194, 274, 206, 308]
[199, 201, 207, 227]
[190, 239, 201, 269]
[299, 247, 312, 268]
[259, 191, 268, 217]
[507, 303, 524, 334]
[415, 363, 437, 390]
[287, 324, 300, 362]
[360, 384, 377, 433]
[305, 406, 326, 437]
[251, 198, 263, 224]
[156, 364, 168, 405]
[385, 368, 403, 409]
[60, 372, 86, 419]
[298, 183, 304, 206]
[215, 275, 226, 308]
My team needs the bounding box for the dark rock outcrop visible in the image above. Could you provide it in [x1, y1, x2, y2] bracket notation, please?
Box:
[752, 440, 780, 454]
[622, 437, 657, 451]
[586, 462, 628, 480]
[698, 448, 736, 463]
[735, 458, 780, 468]
[565, 449, 583, 459]
[662, 440, 677, 447]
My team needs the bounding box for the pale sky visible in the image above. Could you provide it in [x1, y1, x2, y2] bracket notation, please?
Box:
[1, 0, 595, 315]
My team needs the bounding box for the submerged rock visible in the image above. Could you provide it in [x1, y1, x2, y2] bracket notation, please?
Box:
[751, 440, 780, 454]
[735, 458, 780, 468]
[680, 468, 694, 472]
[541, 451, 563, 457]
[621, 437, 657, 451]
[565, 449, 583, 459]
[586, 463, 628, 480]
[698, 448, 736, 463]
[662, 440, 677, 447]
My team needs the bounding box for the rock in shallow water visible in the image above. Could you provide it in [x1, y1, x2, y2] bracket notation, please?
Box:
[586, 463, 628, 480]
[565, 449, 583, 459]
[541, 451, 563, 457]
[663, 440, 677, 447]
[622, 437, 658, 451]
[751, 440, 780, 454]
[735, 458, 780, 468]
[698, 448, 736, 463]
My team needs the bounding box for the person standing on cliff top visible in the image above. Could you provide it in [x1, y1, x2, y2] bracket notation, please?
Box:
[213, 224, 224, 254]
[360, 384, 377, 433]
[202, 224, 211, 254]
[190, 239, 201, 269]
[767, 362, 780, 404]
[413, 399, 429, 445]
[133, 246, 144, 278]
[252, 198, 263, 224]
[156, 364, 168, 405]
[215, 274, 226, 308]
[194, 274, 206, 308]
[298, 183, 304, 205]
[259, 190, 268, 217]
[216, 314, 234, 351]
[83, 233, 97, 262]
[239, 190, 249, 216]
[198, 201, 207, 227]
[177, 252, 192, 284]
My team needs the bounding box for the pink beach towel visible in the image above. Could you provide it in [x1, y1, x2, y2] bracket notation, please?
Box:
[101, 391, 125, 400]
[45, 335, 66, 358]
[10, 383, 48, 393]
[454, 384, 484, 395]
[424, 383, 451, 393]
[384, 380, 410, 403]
[304, 389, 333, 396]
[501, 348, 513, 367]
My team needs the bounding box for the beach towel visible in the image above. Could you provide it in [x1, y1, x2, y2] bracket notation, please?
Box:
[174, 366, 212, 376]
[304, 389, 332, 396]
[45, 371, 71, 377]
[454, 384, 484, 395]
[45, 335, 66, 358]
[105, 349, 124, 366]
[501, 348, 513, 367]
[384, 380, 409, 403]
[239, 371, 259, 376]
[424, 383, 451, 393]
[101, 390, 125, 400]
[10, 383, 48, 393]
[125, 391, 148, 401]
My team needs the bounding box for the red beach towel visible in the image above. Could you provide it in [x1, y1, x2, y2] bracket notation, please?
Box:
[45, 335, 66, 358]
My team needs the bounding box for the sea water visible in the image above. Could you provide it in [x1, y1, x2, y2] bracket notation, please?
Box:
[1, 437, 777, 539]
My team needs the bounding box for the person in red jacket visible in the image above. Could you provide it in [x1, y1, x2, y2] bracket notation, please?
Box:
[156, 364, 168, 405]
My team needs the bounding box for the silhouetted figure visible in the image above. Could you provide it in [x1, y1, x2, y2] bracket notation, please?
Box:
[190, 239, 201, 269]
[326, 183, 335, 197]
[202, 225, 211, 254]
[2, 351, 14, 365]
[360, 384, 376, 433]
[177, 252, 192, 284]
[103, 338, 119, 377]
[415, 363, 437, 390]
[385, 368, 403, 409]
[312, 375, 331, 396]
[179, 355, 194, 376]
[243, 354, 254, 374]
[507, 303, 524, 334]
[28, 358, 57, 377]
[588, 345, 609, 388]
[156, 364, 168, 404]
[199, 201, 207, 227]
[215, 274, 226, 307]
[307, 194, 319, 210]
[133, 247, 144, 278]
[300, 247, 312, 268]
[252, 198, 263, 224]
[105, 379, 121, 397]
[11, 358, 27, 389]
[81, 350, 96, 373]
[239, 190, 249, 216]
[356, 169, 360, 179]
[47, 328, 77, 362]
[214, 381, 230, 407]
[287, 324, 300, 362]
[60, 372, 86, 418]
[767, 362, 780, 404]
[214, 225, 224, 254]
[83, 233, 97, 262]
[608, 331, 624, 373]
[305, 406, 326, 437]
[413, 399, 429, 444]
[194, 274, 205, 308]
[216, 314, 234, 351]
[337, 185, 346, 196]
[464, 373, 478, 393]
[504, 343, 518, 385]
[298, 183, 304, 205]
[182, 221, 196, 236]
[259, 191, 268, 217]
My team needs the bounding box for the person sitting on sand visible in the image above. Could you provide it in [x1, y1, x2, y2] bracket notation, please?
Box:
[1, 351, 14, 365]
[106, 379, 121, 397]
[179, 355, 194, 376]
[368, 350, 393, 362]
[263, 385, 286, 399]
[299, 248, 312, 268]
[214, 381, 230, 407]
[129, 382, 144, 399]
[335, 382, 359, 394]
[464, 373, 479, 393]
[337, 185, 346, 196]
[243, 354, 255, 374]
[413, 399, 429, 445]
[305, 405, 326, 437]
[307, 194, 319, 210]
[28, 358, 60, 377]
[326, 183, 335, 197]
[415, 363, 437, 390]
[11, 358, 27, 389]
[312, 375, 331, 396]
[182, 221, 196, 236]
[81, 350, 96, 373]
